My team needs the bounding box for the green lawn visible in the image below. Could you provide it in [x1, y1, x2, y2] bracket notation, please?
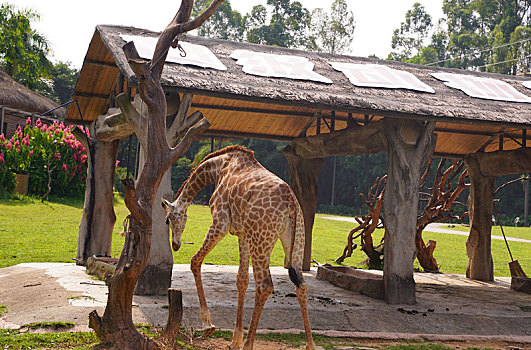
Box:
[1, 196, 530, 277]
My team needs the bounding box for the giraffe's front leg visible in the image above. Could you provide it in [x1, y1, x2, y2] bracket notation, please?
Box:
[191, 222, 227, 337]
[230, 237, 250, 349]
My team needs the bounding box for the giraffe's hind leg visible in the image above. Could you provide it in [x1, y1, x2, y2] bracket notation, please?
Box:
[242, 254, 274, 350]
[191, 222, 227, 336]
[229, 237, 250, 349]
[294, 277, 317, 350]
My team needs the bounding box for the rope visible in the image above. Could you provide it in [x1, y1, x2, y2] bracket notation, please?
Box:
[122, 214, 152, 236]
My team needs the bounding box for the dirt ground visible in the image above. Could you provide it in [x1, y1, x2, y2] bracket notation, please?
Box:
[0, 263, 530, 349]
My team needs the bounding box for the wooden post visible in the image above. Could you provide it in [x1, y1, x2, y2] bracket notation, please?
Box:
[76, 134, 120, 262]
[283, 146, 324, 270]
[161, 289, 183, 343]
[464, 154, 494, 281]
[382, 118, 436, 304]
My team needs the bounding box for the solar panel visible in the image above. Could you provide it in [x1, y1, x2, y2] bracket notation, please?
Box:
[230, 50, 332, 84]
[523, 81, 531, 90]
[431, 72, 531, 103]
[328, 62, 435, 93]
[120, 34, 227, 71]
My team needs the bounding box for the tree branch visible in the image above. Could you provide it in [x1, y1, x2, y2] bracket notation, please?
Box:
[167, 93, 193, 144]
[115, 93, 148, 149]
[168, 117, 210, 165]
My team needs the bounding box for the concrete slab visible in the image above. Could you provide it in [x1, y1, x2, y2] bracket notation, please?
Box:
[0, 263, 530, 344]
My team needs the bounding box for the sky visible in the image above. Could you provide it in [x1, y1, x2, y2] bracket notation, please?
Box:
[13, 0, 444, 69]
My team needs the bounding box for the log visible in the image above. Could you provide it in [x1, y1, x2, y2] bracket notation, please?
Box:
[283, 146, 324, 271]
[476, 147, 531, 177]
[94, 108, 134, 141]
[382, 118, 436, 304]
[464, 154, 494, 281]
[290, 120, 387, 159]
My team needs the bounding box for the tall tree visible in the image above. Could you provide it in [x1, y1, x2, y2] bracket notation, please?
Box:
[389, 2, 433, 61]
[307, 0, 355, 54]
[36, 61, 79, 105]
[192, 0, 244, 41]
[0, 3, 52, 89]
[245, 0, 310, 48]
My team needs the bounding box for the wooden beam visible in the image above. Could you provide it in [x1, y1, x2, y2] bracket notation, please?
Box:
[85, 59, 117, 68]
[471, 147, 531, 176]
[191, 102, 347, 120]
[290, 120, 386, 159]
[204, 129, 294, 142]
[74, 92, 111, 100]
[164, 86, 531, 130]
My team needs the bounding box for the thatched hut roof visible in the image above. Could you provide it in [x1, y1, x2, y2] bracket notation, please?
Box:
[67, 25, 531, 157]
[0, 70, 65, 118]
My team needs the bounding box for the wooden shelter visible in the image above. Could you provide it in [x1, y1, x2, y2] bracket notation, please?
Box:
[0, 70, 64, 137]
[67, 25, 531, 303]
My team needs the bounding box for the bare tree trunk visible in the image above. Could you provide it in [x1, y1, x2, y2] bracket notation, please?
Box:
[88, 1, 220, 347]
[464, 155, 494, 281]
[382, 118, 436, 304]
[283, 146, 324, 271]
[76, 134, 119, 263]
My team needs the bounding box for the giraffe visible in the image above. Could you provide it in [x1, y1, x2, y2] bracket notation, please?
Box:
[162, 145, 316, 350]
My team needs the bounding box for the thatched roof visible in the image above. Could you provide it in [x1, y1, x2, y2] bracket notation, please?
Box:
[67, 25, 531, 157]
[0, 70, 65, 118]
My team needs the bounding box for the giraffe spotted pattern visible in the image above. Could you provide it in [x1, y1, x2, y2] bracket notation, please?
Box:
[162, 145, 316, 350]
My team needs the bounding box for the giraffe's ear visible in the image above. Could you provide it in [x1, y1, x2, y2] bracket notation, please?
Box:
[161, 198, 172, 210]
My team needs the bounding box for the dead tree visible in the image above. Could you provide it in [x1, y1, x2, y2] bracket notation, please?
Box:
[336, 175, 386, 269]
[338, 158, 469, 273]
[416, 158, 469, 272]
[88, 1, 222, 348]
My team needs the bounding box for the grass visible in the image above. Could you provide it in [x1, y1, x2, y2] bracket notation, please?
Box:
[0, 327, 483, 350]
[0, 195, 530, 277]
[0, 328, 99, 349]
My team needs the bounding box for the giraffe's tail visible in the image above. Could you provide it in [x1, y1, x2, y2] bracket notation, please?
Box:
[287, 195, 305, 288]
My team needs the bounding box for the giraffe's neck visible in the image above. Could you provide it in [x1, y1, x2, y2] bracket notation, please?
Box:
[177, 157, 221, 209]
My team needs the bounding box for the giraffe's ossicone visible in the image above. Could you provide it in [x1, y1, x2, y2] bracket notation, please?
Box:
[162, 145, 316, 350]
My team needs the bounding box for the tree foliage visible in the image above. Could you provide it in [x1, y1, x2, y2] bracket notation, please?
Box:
[0, 3, 52, 89]
[390, 2, 433, 60]
[0, 4, 79, 104]
[307, 0, 355, 54]
[390, 0, 531, 72]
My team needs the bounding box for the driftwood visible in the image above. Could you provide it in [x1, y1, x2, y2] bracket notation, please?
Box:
[416, 158, 469, 272]
[87, 0, 220, 348]
[336, 175, 386, 269]
[338, 157, 469, 274]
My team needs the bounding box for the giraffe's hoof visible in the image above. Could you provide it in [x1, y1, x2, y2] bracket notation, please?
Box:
[201, 326, 216, 338]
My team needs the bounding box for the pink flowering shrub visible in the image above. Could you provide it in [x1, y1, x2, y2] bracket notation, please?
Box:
[0, 118, 88, 197]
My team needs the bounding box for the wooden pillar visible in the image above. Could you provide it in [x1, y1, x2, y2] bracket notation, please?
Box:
[135, 146, 174, 295]
[283, 146, 324, 271]
[382, 118, 436, 304]
[76, 135, 120, 262]
[464, 155, 494, 281]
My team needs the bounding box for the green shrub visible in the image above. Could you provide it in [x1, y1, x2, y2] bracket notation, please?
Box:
[0, 118, 88, 198]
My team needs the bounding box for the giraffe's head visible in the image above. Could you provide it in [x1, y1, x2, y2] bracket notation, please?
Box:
[162, 198, 187, 251]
